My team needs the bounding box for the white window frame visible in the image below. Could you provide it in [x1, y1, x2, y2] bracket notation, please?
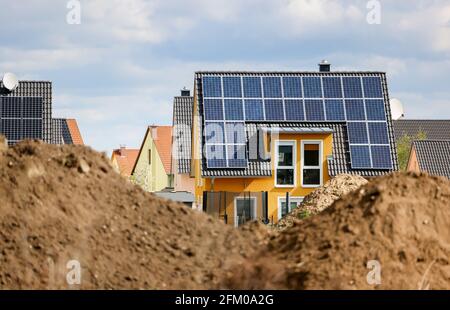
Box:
[234, 197, 257, 228]
[277, 196, 304, 220]
[274, 140, 296, 188]
[301, 140, 323, 188]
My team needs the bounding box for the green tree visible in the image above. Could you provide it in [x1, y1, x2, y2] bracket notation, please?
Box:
[397, 129, 427, 170]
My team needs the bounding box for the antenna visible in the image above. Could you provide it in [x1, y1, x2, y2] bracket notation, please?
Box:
[390, 98, 404, 120]
[2, 73, 19, 92]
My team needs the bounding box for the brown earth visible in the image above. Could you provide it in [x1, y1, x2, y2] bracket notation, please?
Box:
[276, 174, 368, 231]
[221, 172, 450, 290]
[0, 138, 267, 289]
[1, 138, 449, 290]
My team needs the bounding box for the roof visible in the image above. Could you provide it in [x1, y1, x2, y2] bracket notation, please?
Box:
[151, 126, 173, 174]
[195, 70, 399, 178]
[393, 120, 450, 141]
[172, 96, 193, 174]
[412, 140, 450, 179]
[66, 119, 84, 145]
[112, 148, 140, 177]
[154, 191, 195, 203]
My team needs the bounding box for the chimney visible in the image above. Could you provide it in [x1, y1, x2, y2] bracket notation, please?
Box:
[119, 144, 126, 157]
[181, 87, 190, 97]
[319, 60, 331, 72]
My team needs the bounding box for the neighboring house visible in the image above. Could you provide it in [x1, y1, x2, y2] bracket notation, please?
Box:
[131, 125, 173, 192]
[189, 62, 399, 226]
[52, 118, 85, 145]
[393, 119, 450, 141]
[171, 89, 195, 194]
[111, 146, 139, 177]
[407, 140, 450, 179]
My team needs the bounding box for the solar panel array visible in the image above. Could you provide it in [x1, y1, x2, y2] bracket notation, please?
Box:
[0, 96, 43, 144]
[202, 75, 392, 169]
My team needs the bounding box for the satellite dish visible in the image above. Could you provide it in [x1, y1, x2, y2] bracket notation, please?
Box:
[2, 73, 19, 91]
[390, 98, 404, 120]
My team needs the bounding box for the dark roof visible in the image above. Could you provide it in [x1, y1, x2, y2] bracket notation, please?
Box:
[195, 71, 399, 178]
[172, 96, 193, 174]
[393, 119, 450, 141]
[412, 140, 450, 178]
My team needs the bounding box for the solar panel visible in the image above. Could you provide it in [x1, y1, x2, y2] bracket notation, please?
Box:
[283, 77, 302, 98]
[206, 144, 227, 168]
[368, 122, 389, 144]
[347, 122, 368, 144]
[224, 99, 244, 120]
[244, 99, 264, 121]
[204, 122, 225, 143]
[345, 99, 365, 120]
[203, 99, 223, 120]
[343, 77, 363, 98]
[303, 77, 322, 98]
[325, 100, 345, 121]
[323, 77, 342, 98]
[22, 97, 43, 118]
[23, 119, 42, 139]
[371, 145, 392, 169]
[264, 99, 284, 120]
[284, 99, 304, 121]
[365, 99, 386, 120]
[305, 99, 325, 120]
[227, 144, 247, 168]
[263, 77, 282, 98]
[203, 76, 222, 97]
[223, 76, 242, 97]
[350, 145, 371, 168]
[200, 74, 393, 170]
[363, 77, 383, 98]
[1, 97, 21, 118]
[243, 77, 262, 98]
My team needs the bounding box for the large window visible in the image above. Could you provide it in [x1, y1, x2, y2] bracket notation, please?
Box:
[301, 141, 322, 187]
[278, 197, 304, 219]
[275, 141, 296, 187]
[234, 197, 257, 227]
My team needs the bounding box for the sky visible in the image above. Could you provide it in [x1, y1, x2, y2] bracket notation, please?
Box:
[0, 0, 449, 152]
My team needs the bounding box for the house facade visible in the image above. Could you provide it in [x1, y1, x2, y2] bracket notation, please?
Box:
[407, 140, 450, 178]
[188, 63, 399, 226]
[131, 125, 173, 192]
[111, 146, 139, 177]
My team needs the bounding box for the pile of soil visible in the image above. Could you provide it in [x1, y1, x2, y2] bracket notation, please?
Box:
[0, 138, 267, 289]
[276, 174, 367, 231]
[222, 172, 450, 289]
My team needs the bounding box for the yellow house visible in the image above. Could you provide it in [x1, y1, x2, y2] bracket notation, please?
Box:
[188, 63, 399, 226]
[131, 125, 173, 192]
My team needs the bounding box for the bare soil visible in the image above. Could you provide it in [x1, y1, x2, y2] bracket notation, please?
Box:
[1, 139, 449, 289]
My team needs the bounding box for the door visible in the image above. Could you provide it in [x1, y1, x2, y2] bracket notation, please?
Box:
[234, 197, 256, 227]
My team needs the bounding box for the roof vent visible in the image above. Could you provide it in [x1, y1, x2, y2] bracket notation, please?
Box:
[319, 60, 331, 72]
[181, 87, 190, 97]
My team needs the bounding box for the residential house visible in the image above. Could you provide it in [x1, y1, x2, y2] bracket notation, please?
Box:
[187, 62, 399, 226]
[111, 146, 139, 177]
[407, 140, 450, 178]
[52, 118, 85, 145]
[171, 89, 195, 194]
[131, 125, 173, 192]
[393, 119, 450, 141]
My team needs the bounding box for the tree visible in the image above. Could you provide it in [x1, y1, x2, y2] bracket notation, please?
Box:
[397, 129, 427, 170]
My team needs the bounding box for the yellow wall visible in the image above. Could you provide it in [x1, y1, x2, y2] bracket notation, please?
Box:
[132, 130, 169, 192]
[194, 132, 333, 223]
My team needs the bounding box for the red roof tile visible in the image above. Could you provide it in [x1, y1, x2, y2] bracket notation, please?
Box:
[112, 148, 140, 177]
[150, 126, 173, 174]
[66, 119, 84, 145]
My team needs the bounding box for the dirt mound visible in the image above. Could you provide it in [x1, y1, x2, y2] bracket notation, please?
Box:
[222, 173, 450, 289]
[0, 139, 266, 289]
[276, 174, 367, 230]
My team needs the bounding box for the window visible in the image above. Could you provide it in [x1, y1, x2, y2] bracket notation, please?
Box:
[234, 197, 257, 227]
[301, 141, 322, 187]
[275, 141, 296, 187]
[148, 149, 152, 165]
[278, 197, 304, 219]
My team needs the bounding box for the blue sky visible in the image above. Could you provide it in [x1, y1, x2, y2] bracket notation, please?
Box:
[0, 0, 449, 152]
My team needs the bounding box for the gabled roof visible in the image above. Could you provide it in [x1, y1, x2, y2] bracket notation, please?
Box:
[411, 140, 450, 179]
[112, 148, 140, 176]
[393, 119, 450, 141]
[66, 119, 84, 145]
[132, 125, 173, 175]
[172, 96, 193, 174]
[195, 70, 399, 177]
